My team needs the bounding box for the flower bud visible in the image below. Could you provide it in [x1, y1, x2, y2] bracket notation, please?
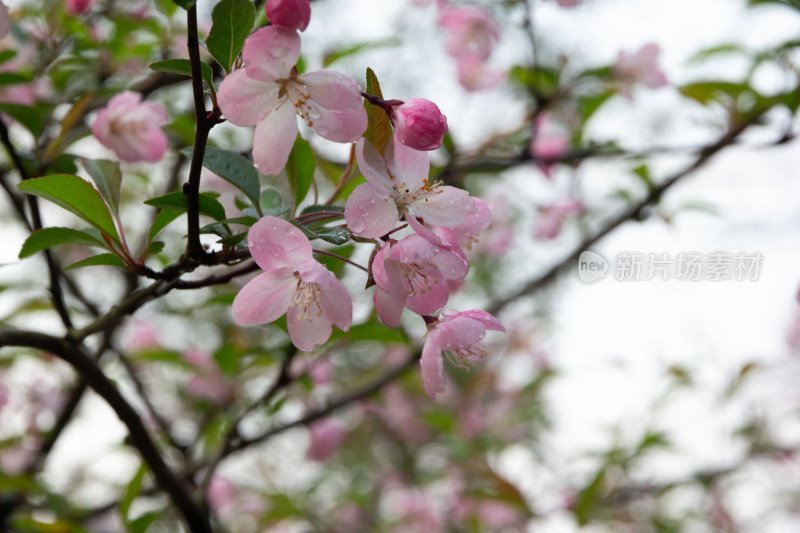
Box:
[266, 0, 311, 32]
[391, 98, 449, 151]
[65, 0, 93, 15]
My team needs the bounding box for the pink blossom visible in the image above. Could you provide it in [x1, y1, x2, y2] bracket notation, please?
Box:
[455, 52, 505, 92]
[438, 6, 499, 62]
[65, 0, 93, 15]
[613, 42, 668, 99]
[266, 0, 311, 32]
[530, 115, 569, 179]
[0, 2, 8, 40]
[183, 348, 235, 404]
[420, 310, 504, 399]
[306, 418, 346, 461]
[533, 198, 583, 240]
[92, 91, 168, 163]
[217, 26, 367, 175]
[391, 98, 448, 151]
[344, 136, 476, 238]
[372, 235, 468, 327]
[232, 216, 352, 351]
[433, 198, 492, 255]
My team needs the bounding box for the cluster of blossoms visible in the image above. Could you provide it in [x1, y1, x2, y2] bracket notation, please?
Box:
[209, 0, 504, 398]
[81, 0, 502, 398]
[410, 0, 504, 92]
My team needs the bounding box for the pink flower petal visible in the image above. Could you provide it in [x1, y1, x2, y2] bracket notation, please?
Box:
[266, 0, 311, 32]
[252, 100, 298, 175]
[247, 216, 312, 271]
[405, 279, 449, 316]
[433, 315, 488, 349]
[452, 309, 505, 332]
[231, 268, 296, 325]
[385, 135, 429, 193]
[242, 26, 299, 83]
[373, 247, 408, 327]
[420, 334, 446, 398]
[217, 69, 278, 126]
[298, 259, 352, 332]
[300, 70, 368, 142]
[355, 137, 393, 189]
[344, 182, 400, 238]
[411, 185, 475, 227]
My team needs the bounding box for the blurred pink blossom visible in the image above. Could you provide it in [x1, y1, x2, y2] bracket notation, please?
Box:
[92, 91, 169, 163]
[530, 115, 569, 179]
[184, 348, 235, 404]
[65, 0, 93, 15]
[533, 198, 583, 240]
[613, 42, 668, 99]
[0, 1, 8, 40]
[306, 418, 347, 461]
[266, 0, 311, 32]
[455, 52, 505, 92]
[439, 6, 499, 62]
[547, 0, 582, 7]
[391, 98, 449, 151]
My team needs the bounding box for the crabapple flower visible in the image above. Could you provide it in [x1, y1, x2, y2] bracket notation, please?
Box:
[438, 6, 499, 62]
[530, 115, 569, 179]
[391, 98, 449, 151]
[183, 348, 234, 404]
[455, 52, 505, 92]
[306, 418, 347, 461]
[231, 216, 352, 352]
[344, 136, 476, 238]
[266, 0, 311, 32]
[372, 235, 468, 327]
[65, 0, 93, 15]
[533, 198, 583, 240]
[92, 91, 169, 163]
[613, 43, 668, 99]
[217, 26, 367, 175]
[420, 309, 504, 399]
[0, 1, 8, 40]
[433, 198, 492, 255]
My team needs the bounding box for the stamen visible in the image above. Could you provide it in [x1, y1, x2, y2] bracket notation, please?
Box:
[289, 280, 324, 322]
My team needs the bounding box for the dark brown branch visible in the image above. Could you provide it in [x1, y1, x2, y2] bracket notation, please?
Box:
[0, 329, 213, 533]
[184, 5, 215, 262]
[175, 260, 259, 289]
[225, 351, 420, 456]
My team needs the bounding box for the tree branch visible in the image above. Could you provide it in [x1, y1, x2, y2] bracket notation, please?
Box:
[0, 328, 213, 533]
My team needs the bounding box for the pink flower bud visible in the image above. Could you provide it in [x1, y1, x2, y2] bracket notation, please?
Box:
[391, 99, 449, 151]
[266, 0, 311, 32]
[65, 0, 93, 15]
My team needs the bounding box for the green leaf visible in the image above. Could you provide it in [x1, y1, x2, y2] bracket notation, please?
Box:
[322, 38, 400, 67]
[65, 253, 127, 270]
[214, 344, 239, 375]
[148, 209, 183, 243]
[80, 158, 122, 214]
[129, 511, 161, 533]
[120, 463, 148, 522]
[0, 72, 31, 86]
[145, 192, 226, 221]
[181, 146, 260, 206]
[363, 67, 392, 155]
[0, 50, 17, 65]
[206, 0, 255, 73]
[300, 204, 345, 216]
[286, 137, 315, 210]
[171, 0, 196, 9]
[0, 103, 46, 136]
[149, 59, 214, 89]
[18, 174, 120, 243]
[314, 227, 351, 245]
[19, 227, 107, 259]
[679, 81, 753, 106]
